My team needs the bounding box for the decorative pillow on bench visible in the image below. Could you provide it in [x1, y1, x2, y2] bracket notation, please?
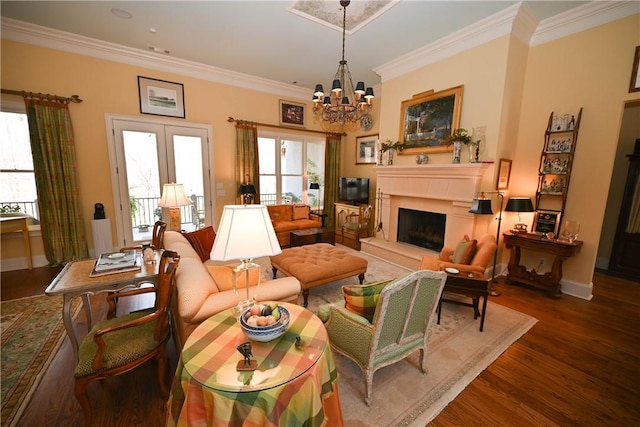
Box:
[452, 235, 477, 264]
[342, 280, 392, 322]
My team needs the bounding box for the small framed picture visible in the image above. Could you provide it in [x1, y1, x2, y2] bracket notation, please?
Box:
[279, 100, 305, 128]
[533, 210, 561, 235]
[138, 76, 185, 118]
[496, 158, 512, 190]
[356, 134, 378, 164]
[629, 46, 640, 93]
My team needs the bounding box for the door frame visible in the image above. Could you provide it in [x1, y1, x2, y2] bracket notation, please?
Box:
[105, 113, 214, 247]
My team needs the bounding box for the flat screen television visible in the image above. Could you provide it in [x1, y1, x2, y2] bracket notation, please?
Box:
[339, 177, 369, 205]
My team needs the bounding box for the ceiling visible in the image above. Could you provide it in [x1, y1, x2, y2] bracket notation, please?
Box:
[1, 1, 592, 93]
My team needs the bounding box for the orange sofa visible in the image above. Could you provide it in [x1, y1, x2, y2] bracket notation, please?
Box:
[267, 204, 322, 247]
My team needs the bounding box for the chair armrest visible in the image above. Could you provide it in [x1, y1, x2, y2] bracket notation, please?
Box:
[439, 247, 455, 262]
[106, 287, 156, 318]
[437, 261, 486, 276]
[323, 302, 374, 365]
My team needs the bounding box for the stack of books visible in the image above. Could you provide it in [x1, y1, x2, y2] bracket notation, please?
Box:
[90, 250, 141, 277]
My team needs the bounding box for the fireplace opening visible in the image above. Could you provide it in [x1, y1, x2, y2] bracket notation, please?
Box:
[397, 208, 446, 251]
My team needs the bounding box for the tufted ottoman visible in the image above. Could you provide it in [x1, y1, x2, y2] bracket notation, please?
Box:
[270, 243, 368, 307]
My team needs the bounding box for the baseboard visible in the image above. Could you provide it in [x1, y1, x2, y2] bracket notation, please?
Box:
[560, 278, 593, 300]
[1, 254, 48, 272]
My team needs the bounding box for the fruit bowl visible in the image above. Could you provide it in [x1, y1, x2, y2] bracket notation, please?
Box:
[239, 305, 290, 342]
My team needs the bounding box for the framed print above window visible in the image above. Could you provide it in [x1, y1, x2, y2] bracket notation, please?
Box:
[398, 85, 463, 155]
[138, 76, 185, 118]
[496, 158, 512, 190]
[356, 134, 378, 164]
[629, 46, 640, 93]
[279, 100, 305, 128]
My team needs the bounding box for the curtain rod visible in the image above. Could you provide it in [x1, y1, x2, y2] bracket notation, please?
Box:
[227, 116, 343, 137]
[1, 89, 83, 104]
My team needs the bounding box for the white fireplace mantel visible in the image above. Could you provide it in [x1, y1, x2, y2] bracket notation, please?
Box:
[363, 163, 492, 269]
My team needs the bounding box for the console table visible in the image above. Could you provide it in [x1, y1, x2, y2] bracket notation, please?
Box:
[503, 233, 582, 298]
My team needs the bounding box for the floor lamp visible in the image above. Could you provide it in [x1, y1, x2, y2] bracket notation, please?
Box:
[469, 191, 504, 296]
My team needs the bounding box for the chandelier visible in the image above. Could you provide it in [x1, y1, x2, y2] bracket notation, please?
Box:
[312, 0, 374, 133]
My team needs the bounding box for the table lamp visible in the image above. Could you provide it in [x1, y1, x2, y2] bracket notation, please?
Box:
[505, 197, 534, 233]
[469, 191, 504, 296]
[210, 205, 282, 315]
[239, 184, 257, 205]
[158, 183, 192, 232]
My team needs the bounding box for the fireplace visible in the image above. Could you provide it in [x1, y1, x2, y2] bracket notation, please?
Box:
[360, 163, 490, 269]
[397, 208, 445, 251]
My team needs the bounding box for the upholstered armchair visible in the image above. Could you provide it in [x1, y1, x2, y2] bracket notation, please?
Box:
[318, 270, 446, 405]
[420, 234, 497, 277]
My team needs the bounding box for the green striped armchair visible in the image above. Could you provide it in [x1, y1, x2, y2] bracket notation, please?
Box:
[319, 269, 446, 406]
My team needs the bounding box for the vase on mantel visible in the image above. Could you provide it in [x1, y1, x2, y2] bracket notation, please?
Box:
[386, 149, 395, 165]
[452, 142, 462, 164]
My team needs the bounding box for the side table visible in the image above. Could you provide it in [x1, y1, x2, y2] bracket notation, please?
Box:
[439, 272, 489, 332]
[503, 232, 583, 297]
[167, 303, 344, 426]
[290, 227, 335, 246]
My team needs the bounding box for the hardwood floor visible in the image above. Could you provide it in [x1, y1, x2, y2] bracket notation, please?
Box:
[2, 268, 639, 426]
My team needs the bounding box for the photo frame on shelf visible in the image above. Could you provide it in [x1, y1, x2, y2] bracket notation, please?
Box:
[397, 85, 463, 154]
[355, 134, 378, 164]
[532, 210, 561, 235]
[629, 46, 640, 93]
[496, 158, 512, 190]
[279, 100, 305, 128]
[138, 76, 185, 118]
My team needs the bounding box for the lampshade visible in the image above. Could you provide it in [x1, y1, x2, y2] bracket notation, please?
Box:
[469, 198, 494, 215]
[210, 205, 281, 261]
[505, 197, 534, 212]
[309, 182, 320, 190]
[158, 183, 191, 208]
[239, 184, 257, 195]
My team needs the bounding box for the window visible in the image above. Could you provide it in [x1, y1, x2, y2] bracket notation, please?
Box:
[258, 131, 324, 208]
[0, 105, 39, 220]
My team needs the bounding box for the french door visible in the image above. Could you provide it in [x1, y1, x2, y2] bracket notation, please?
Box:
[106, 115, 213, 247]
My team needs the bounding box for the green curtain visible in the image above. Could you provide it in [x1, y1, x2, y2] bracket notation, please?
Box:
[25, 98, 88, 265]
[235, 121, 260, 203]
[323, 133, 342, 228]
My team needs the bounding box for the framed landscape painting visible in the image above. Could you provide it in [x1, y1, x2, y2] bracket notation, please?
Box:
[138, 76, 185, 118]
[398, 85, 463, 154]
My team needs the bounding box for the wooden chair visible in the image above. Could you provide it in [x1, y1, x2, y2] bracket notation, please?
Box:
[339, 204, 373, 250]
[320, 270, 446, 405]
[120, 220, 166, 252]
[73, 250, 180, 426]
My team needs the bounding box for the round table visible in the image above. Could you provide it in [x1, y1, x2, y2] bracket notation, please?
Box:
[166, 303, 344, 427]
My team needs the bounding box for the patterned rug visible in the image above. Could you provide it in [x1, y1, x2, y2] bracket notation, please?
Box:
[1, 294, 81, 427]
[256, 245, 537, 425]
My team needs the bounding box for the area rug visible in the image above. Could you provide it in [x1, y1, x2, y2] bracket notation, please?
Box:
[256, 246, 537, 426]
[1, 294, 81, 427]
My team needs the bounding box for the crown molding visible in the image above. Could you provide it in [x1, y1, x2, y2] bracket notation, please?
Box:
[375, 1, 638, 83]
[0, 17, 310, 101]
[530, 0, 639, 46]
[374, 3, 525, 82]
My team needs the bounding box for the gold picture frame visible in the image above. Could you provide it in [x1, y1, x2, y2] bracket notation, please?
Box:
[629, 46, 640, 93]
[532, 210, 561, 236]
[398, 85, 464, 155]
[279, 100, 306, 128]
[496, 158, 512, 190]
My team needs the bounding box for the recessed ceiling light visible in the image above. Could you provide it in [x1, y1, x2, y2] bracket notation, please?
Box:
[149, 28, 157, 34]
[111, 8, 132, 19]
[148, 45, 170, 55]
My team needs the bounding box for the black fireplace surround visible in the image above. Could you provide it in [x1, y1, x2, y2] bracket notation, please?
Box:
[397, 208, 446, 251]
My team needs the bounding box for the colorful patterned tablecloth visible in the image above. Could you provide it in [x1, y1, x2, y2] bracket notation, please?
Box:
[167, 303, 343, 427]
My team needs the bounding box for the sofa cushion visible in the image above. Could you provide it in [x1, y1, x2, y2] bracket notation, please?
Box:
[181, 226, 216, 262]
[342, 280, 392, 322]
[292, 204, 310, 220]
[267, 204, 293, 222]
[203, 261, 261, 292]
[452, 236, 477, 264]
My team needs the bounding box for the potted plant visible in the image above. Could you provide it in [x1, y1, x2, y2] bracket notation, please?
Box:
[379, 140, 404, 165]
[441, 128, 473, 163]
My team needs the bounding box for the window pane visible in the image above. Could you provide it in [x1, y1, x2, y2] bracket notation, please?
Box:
[281, 140, 302, 175]
[258, 137, 276, 174]
[282, 175, 302, 203]
[259, 175, 276, 205]
[0, 112, 33, 170]
[123, 131, 160, 227]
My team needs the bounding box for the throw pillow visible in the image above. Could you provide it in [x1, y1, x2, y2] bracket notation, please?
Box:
[204, 262, 261, 292]
[292, 204, 309, 221]
[181, 226, 216, 262]
[452, 236, 477, 264]
[342, 280, 392, 322]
